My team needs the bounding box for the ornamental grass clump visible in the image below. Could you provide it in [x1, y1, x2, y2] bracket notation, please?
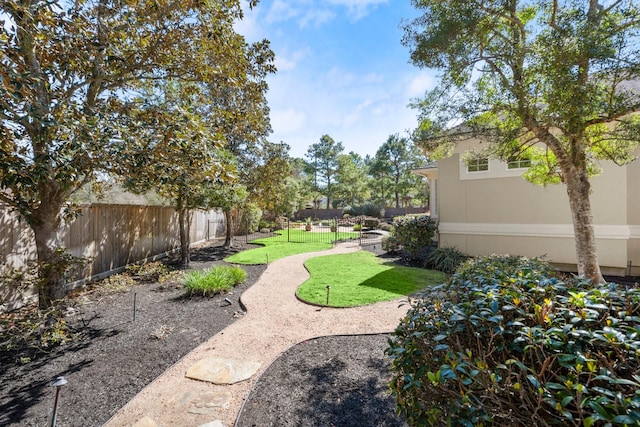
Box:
[182, 266, 246, 296]
[424, 246, 469, 274]
[387, 255, 640, 426]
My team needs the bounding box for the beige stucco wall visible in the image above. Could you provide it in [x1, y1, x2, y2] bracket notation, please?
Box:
[437, 145, 635, 273]
[627, 154, 640, 275]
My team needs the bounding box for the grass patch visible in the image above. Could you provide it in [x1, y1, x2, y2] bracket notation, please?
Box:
[225, 229, 361, 265]
[225, 242, 332, 265]
[182, 265, 247, 296]
[297, 251, 447, 307]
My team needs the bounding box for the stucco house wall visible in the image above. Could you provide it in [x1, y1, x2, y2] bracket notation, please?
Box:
[418, 140, 639, 276]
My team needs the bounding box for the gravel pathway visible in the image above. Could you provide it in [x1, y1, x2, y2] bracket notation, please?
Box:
[105, 242, 411, 427]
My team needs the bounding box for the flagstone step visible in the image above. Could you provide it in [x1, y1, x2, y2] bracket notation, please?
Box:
[185, 357, 261, 385]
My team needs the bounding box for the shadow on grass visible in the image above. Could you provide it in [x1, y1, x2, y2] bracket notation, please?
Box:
[298, 259, 446, 307]
[355, 267, 443, 295]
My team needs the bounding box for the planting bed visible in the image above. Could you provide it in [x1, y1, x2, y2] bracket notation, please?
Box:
[0, 241, 409, 427]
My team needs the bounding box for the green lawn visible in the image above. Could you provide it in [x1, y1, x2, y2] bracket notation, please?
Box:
[225, 241, 333, 264]
[224, 229, 360, 265]
[297, 251, 447, 307]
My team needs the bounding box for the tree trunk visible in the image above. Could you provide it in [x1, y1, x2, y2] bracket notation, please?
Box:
[564, 169, 605, 284]
[31, 207, 65, 309]
[178, 207, 191, 268]
[223, 209, 233, 248]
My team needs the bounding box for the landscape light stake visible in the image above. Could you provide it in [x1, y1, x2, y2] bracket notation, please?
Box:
[133, 292, 137, 322]
[50, 376, 67, 427]
[326, 285, 331, 305]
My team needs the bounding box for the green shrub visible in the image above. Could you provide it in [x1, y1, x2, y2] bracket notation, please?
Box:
[381, 236, 401, 253]
[343, 202, 383, 218]
[364, 218, 380, 229]
[182, 266, 247, 296]
[353, 223, 362, 231]
[392, 215, 437, 260]
[387, 255, 640, 426]
[424, 246, 469, 274]
[0, 307, 75, 359]
[378, 221, 392, 232]
[258, 219, 273, 230]
[275, 216, 288, 230]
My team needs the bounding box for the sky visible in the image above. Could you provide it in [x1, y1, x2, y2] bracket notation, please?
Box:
[235, 0, 437, 160]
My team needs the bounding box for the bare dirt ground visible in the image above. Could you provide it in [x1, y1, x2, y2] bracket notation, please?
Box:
[0, 240, 409, 427]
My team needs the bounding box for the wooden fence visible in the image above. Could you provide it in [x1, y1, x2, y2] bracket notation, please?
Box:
[0, 204, 225, 290]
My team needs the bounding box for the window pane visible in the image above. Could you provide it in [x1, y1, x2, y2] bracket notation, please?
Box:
[467, 158, 488, 172]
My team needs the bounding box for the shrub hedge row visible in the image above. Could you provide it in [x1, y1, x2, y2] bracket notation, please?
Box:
[387, 255, 640, 426]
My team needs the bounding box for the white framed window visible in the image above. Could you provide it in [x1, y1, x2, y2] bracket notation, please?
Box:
[507, 157, 531, 169]
[467, 158, 489, 172]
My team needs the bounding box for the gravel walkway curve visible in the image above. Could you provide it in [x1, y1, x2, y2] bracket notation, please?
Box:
[104, 242, 411, 427]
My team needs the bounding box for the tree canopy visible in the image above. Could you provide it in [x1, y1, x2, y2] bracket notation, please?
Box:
[405, 0, 640, 283]
[304, 134, 344, 209]
[0, 0, 274, 306]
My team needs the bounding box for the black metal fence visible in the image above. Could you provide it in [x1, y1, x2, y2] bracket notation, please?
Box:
[232, 218, 386, 246]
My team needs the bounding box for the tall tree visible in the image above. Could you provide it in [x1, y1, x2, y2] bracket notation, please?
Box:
[378, 134, 422, 208]
[367, 152, 393, 207]
[244, 141, 292, 219]
[121, 82, 235, 267]
[207, 182, 248, 249]
[405, 0, 640, 283]
[304, 134, 344, 209]
[288, 157, 316, 213]
[334, 152, 370, 207]
[0, 0, 272, 306]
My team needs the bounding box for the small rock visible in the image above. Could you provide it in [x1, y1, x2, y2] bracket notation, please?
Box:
[198, 421, 225, 427]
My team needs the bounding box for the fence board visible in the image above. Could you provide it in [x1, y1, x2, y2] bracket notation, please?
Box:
[0, 204, 224, 286]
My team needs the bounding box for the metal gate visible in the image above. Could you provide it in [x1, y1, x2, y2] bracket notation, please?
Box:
[233, 217, 387, 247]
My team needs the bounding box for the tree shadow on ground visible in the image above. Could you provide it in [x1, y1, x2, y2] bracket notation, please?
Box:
[295, 355, 407, 426]
[0, 323, 122, 425]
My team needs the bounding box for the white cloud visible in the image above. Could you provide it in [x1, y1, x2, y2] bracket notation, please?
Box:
[327, 0, 389, 20]
[274, 48, 308, 72]
[264, 0, 335, 29]
[264, 0, 301, 24]
[325, 67, 357, 87]
[406, 72, 435, 98]
[299, 9, 336, 28]
[270, 109, 307, 136]
[262, 0, 386, 29]
[234, 1, 263, 40]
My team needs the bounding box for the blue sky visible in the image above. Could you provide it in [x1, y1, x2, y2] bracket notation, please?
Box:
[236, 0, 436, 159]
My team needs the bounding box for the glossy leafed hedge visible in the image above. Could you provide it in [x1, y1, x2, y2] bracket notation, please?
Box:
[387, 255, 640, 426]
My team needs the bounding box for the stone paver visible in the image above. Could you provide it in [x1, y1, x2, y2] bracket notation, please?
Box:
[105, 242, 411, 427]
[185, 357, 261, 385]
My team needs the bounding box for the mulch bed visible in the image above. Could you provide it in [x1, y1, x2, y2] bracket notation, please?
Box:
[0, 241, 265, 427]
[236, 334, 407, 427]
[0, 240, 408, 427]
